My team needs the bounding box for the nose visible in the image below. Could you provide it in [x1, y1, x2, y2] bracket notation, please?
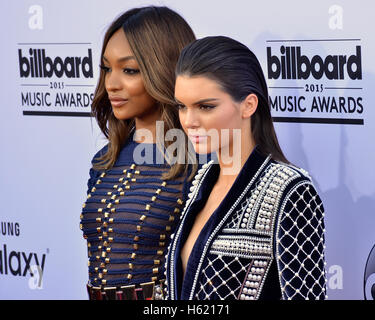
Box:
[105, 70, 122, 92]
[181, 108, 200, 129]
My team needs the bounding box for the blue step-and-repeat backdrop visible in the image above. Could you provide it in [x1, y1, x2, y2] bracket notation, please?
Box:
[0, 0, 374, 299]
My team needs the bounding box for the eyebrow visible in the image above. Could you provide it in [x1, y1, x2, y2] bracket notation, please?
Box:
[174, 98, 220, 105]
[102, 55, 136, 63]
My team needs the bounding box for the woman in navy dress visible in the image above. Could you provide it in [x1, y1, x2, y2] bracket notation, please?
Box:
[80, 6, 197, 300]
[163, 36, 327, 300]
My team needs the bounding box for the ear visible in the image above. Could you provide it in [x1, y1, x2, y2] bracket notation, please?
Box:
[241, 93, 258, 119]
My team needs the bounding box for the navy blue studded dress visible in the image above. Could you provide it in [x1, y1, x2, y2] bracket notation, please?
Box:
[80, 136, 189, 291]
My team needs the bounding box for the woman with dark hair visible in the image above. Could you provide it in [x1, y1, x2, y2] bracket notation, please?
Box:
[80, 6, 197, 300]
[163, 36, 327, 300]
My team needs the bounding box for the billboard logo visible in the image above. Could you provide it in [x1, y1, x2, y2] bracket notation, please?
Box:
[18, 48, 93, 79]
[267, 46, 362, 80]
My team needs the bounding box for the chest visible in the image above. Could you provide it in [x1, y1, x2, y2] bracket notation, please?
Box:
[180, 182, 233, 272]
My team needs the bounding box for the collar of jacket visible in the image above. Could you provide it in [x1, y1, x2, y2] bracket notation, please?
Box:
[170, 146, 272, 299]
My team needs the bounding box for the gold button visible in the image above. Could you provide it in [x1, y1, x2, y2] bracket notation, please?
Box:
[145, 204, 151, 211]
[130, 164, 136, 169]
[137, 225, 142, 231]
[169, 216, 175, 222]
[113, 184, 118, 189]
[91, 187, 96, 192]
[177, 198, 183, 205]
[156, 189, 161, 195]
[119, 177, 124, 182]
[96, 218, 102, 223]
[82, 203, 86, 208]
[87, 194, 92, 199]
[120, 192, 125, 196]
[159, 242, 165, 246]
[133, 244, 139, 250]
[96, 180, 102, 184]
[151, 196, 157, 201]
[115, 199, 119, 204]
[101, 199, 106, 204]
[154, 260, 160, 265]
[152, 276, 158, 282]
[107, 192, 112, 196]
[96, 227, 101, 233]
[111, 195, 117, 200]
[106, 247, 111, 253]
[140, 215, 147, 221]
[174, 208, 180, 214]
[134, 236, 139, 241]
[127, 274, 133, 279]
[111, 208, 116, 213]
[153, 268, 158, 274]
[131, 253, 137, 259]
[105, 258, 110, 263]
[129, 263, 133, 269]
[161, 182, 167, 187]
[79, 224, 83, 230]
[107, 203, 112, 208]
[98, 208, 103, 213]
[160, 234, 166, 240]
[135, 170, 140, 175]
[109, 218, 114, 223]
[166, 226, 171, 231]
[157, 250, 163, 255]
[123, 169, 127, 174]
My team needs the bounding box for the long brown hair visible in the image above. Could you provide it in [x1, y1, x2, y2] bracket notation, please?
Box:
[91, 6, 197, 179]
[176, 36, 289, 163]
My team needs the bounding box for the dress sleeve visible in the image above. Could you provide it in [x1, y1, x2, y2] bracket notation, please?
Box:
[275, 181, 327, 300]
[86, 144, 108, 194]
[87, 167, 100, 195]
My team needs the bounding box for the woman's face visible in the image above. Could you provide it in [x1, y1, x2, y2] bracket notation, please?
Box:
[102, 28, 157, 121]
[175, 75, 244, 155]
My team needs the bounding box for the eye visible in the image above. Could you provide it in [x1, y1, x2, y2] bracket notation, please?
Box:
[123, 68, 140, 75]
[99, 64, 110, 73]
[199, 104, 216, 110]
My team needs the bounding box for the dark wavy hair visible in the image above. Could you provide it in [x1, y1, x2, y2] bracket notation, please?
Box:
[91, 6, 197, 179]
[175, 36, 288, 163]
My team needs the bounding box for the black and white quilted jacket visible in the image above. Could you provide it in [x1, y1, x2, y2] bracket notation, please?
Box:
[160, 147, 327, 300]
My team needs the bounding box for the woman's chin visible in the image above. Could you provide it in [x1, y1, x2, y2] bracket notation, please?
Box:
[192, 143, 214, 155]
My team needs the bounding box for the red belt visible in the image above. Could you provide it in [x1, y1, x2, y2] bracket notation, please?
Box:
[86, 280, 164, 300]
